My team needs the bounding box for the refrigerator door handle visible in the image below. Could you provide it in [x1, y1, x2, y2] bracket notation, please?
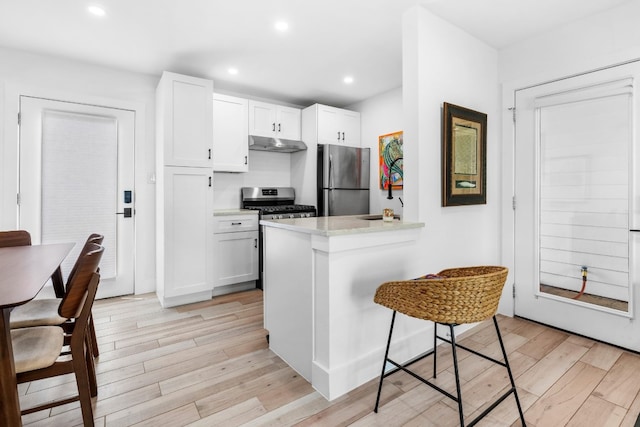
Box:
[328, 154, 333, 189]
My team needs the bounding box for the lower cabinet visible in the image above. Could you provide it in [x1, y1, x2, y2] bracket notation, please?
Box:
[213, 214, 259, 289]
[157, 167, 214, 307]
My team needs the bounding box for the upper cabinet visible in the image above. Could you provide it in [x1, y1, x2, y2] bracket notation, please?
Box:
[249, 100, 301, 140]
[315, 104, 361, 147]
[213, 93, 249, 172]
[156, 71, 213, 168]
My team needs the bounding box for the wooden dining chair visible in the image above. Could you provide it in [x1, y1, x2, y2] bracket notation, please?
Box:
[0, 230, 68, 293]
[9, 233, 105, 357]
[0, 230, 31, 247]
[11, 243, 103, 426]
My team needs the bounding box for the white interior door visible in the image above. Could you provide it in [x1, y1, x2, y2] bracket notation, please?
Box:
[514, 61, 640, 350]
[19, 96, 135, 299]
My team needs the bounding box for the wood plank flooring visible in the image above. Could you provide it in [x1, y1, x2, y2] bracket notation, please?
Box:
[18, 289, 640, 426]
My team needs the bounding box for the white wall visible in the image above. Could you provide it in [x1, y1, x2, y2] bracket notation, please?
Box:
[0, 46, 158, 294]
[499, 0, 640, 87]
[401, 6, 502, 286]
[498, 0, 640, 314]
[348, 87, 404, 217]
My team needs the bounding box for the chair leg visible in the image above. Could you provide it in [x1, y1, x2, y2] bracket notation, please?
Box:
[72, 343, 95, 426]
[493, 316, 526, 426]
[89, 314, 99, 357]
[433, 322, 438, 378]
[374, 310, 397, 413]
[449, 324, 465, 426]
[85, 335, 98, 397]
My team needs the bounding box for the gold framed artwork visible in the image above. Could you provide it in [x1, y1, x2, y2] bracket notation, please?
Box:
[379, 131, 403, 190]
[442, 103, 487, 206]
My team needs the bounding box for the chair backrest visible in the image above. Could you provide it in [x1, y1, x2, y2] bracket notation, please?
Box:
[0, 230, 31, 247]
[374, 266, 509, 324]
[65, 234, 105, 292]
[59, 243, 104, 319]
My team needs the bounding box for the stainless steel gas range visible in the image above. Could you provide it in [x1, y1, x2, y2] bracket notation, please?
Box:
[240, 187, 316, 288]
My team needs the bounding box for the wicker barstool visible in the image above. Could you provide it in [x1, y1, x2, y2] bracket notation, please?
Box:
[373, 266, 526, 426]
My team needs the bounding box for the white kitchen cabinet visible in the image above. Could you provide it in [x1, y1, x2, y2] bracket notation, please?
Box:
[213, 214, 258, 288]
[292, 103, 362, 206]
[315, 104, 361, 147]
[213, 93, 249, 172]
[249, 100, 301, 140]
[157, 71, 213, 168]
[156, 71, 215, 308]
[156, 167, 214, 307]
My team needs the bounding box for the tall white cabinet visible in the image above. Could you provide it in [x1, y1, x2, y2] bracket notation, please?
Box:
[156, 72, 214, 308]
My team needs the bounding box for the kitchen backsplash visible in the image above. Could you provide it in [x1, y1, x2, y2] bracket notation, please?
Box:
[213, 150, 292, 209]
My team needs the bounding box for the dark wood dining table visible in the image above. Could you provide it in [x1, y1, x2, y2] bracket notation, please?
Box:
[0, 242, 74, 426]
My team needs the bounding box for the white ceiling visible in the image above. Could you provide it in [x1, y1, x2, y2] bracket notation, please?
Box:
[0, 0, 631, 107]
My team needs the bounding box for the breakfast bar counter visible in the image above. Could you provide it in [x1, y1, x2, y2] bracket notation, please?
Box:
[259, 214, 424, 237]
[260, 215, 426, 400]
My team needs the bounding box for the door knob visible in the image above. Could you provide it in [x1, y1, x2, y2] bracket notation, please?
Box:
[116, 208, 132, 218]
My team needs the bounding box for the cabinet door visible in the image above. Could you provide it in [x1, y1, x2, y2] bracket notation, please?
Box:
[160, 72, 213, 167]
[248, 100, 277, 137]
[277, 106, 301, 140]
[213, 230, 259, 287]
[163, 167, 214, 298]
[340, 110, 361, 147]
[213, 94, 249, 172]
[317, 105, 342, 144]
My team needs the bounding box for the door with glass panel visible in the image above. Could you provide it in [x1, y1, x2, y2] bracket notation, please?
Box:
[19, 96, 135, 299]
[514, 61, 640, 350]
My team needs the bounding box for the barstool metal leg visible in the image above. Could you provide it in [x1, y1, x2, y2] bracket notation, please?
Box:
[374, 310, 397, 413]
[449, 324, 465, 426]
[433, 322, 438, 379]
[493, 316, 527, 426]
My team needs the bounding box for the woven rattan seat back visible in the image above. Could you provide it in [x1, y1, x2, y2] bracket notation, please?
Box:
[374, 266, 508, 324]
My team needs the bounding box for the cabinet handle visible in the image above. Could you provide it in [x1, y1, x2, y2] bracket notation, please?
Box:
[337, 131, 340, 140]
[209, 176, 212, 187]
[244, 155, 248, 165]
[232, 222, 242, 225]
[254, 238, 258, 248]
[208, 148, 211, 160]
[342, 132, 345, 141]
[272, 123, 276, 132]
[278, 123, 281, 132]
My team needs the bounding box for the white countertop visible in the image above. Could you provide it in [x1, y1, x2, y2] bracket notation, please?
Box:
[260, 215, 424, 236]
[213, 209, 258, 216]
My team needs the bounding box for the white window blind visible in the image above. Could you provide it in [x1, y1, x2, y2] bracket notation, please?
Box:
[537, 83, 632, 302]
[41, 110, 117, 280]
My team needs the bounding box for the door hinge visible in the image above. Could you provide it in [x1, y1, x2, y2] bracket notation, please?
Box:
[512, 196, 516, 210]
[512, 283, 516, 298]
[16, 193, 20, 205]
[17, 112, 21, 125]
[508, 107, 516, 123]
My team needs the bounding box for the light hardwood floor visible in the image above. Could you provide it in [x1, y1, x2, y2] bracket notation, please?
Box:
[18, 289, 640, 426]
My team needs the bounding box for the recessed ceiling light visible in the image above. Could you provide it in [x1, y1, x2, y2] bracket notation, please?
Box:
[228, 67, 239, 75]
[343, 76, 354, 84]
[87, 5, 106, 17]
[274, 21, 289, 32]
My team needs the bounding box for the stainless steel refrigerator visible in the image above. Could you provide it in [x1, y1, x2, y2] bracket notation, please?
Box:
[317, 144, 370, 216]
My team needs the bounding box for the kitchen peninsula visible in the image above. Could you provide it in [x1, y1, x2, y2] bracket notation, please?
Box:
[261, 215, 426, 400]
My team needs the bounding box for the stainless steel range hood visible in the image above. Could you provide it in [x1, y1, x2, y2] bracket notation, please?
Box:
[248, 135, 307, 153]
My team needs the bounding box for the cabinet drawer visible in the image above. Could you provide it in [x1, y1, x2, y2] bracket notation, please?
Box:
[213, 215, 258, 233]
